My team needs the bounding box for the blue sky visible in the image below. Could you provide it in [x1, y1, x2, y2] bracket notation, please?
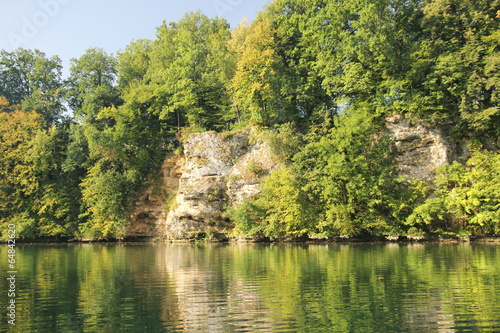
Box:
[1, 0, 271, 76]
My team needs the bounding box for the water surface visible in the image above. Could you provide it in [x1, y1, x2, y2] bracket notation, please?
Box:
[1, 243, 499, 332]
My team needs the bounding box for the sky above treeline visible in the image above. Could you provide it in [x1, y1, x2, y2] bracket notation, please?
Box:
[0, 0, 270, 75]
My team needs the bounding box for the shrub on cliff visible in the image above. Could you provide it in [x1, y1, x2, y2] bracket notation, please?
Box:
[406, 151, 500, 236]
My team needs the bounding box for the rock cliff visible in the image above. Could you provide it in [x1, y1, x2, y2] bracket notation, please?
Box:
[129, 119, 466, 239]
[386, 115, 468, 183]
[128, 154, 185, 237]
[129, 129, 277, 239]
[165, 130, 277, 239]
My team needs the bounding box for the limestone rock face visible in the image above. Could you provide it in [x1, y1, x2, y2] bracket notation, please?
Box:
[128, 154, 185, 237]
[164, 130, 277, 239]
[129, 117, 466, 239]
[386, 115, 467, 183]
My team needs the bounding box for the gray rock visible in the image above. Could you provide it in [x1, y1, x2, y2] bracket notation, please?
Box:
[386, 115, 468, 183]
[164, 129, 277, 239]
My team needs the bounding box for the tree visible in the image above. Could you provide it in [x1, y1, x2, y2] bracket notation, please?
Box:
[0, 101, 77, 239]
[25, 125, 81, 237]
[230, 15, 282, 124]
[0, 105, 43, 238]
[70, 42, 173, 238]
[66, 47, 121, 122]
[259, 0, 334, 122]
[139, 12, 234, 131]
[229, 0, 423, 126]
[0, 48, 65, 125]
[76, 102, 168, 239]
[293, 108, 416, 236]
[231, 166, 314, 239]
[415, 0, 500, 137]
[117, 39, 153, 90]
[307, 0, 423, 117]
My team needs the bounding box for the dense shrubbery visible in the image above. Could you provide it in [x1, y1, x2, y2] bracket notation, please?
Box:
[231, 110, 429, 239]
[1, 0, 500, 240]
[406, 151, 500, 236]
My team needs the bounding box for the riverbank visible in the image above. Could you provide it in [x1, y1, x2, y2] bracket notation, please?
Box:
[4, 234, 500, 245]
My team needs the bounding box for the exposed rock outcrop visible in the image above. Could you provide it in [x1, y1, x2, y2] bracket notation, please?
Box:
[129, 118, 467, 239]
[128, 154, 185, 237]
[164, 130, 277, 239]
[386, 115, 468, 183]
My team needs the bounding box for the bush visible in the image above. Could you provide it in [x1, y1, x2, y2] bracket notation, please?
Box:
[407, 151, 500, 235]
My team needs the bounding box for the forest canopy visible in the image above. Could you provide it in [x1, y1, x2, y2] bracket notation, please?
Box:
[1, 0, 500, 240]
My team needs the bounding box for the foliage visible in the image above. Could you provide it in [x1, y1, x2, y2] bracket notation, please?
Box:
[230, 1, 332, 125]
[0, 108, 43, 239]
[117, 39, 153, 90]
[76, 104, 167, 238]
[414, 0, 500, 135]
[0, 49, 65, 125]
[266, 122, 303, 162]
[62, 45, 168, 238]
[230, 15, 282, 124]
[1, 1, 500, 240]
[232, 109, 424, 239]
[297, 109, 420, 237]
[407, 151, 500, 235]
[138, 11, 235, 132]
[0, 102, 78, 240]
[231, 166, 312, 238]
[65, 47, 121, 123]
[79, 163, 130, 239]
[228, 0, 500, 238]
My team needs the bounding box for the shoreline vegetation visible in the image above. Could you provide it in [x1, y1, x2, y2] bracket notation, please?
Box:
[4, 235, 500, 245]
[2, 0, 500, 242]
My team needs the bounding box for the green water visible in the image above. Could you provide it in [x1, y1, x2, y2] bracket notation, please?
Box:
[1, 243, 499, 332]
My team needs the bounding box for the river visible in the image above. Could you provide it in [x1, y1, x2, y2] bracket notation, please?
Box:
[1, 242, 499, 332]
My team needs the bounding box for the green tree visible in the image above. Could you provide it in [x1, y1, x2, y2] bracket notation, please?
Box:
[226, 18, 250, 124]
[231, 166, 314, 239]
[230, 15, 283, 124]
[0, 106, 43, 238]
[143, 11, 234, 131]
[66, 47, 121, 122]
[0, 48, 65, 125]
[0, 100, 77, 239]
[232, 109, 421, 239]
[230, 0, 423, 126]
[308, 0, 423, 116]
[293, 109, 416, 237]
[25, 124, 81, 236]
[117, 39, 153, 90]
[414, 0, 500, 137]
[72, 43, 171, 238]
[76, 104, 167, 239]
[230, 1, 326, 125]
[259, 0, 335, 122]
